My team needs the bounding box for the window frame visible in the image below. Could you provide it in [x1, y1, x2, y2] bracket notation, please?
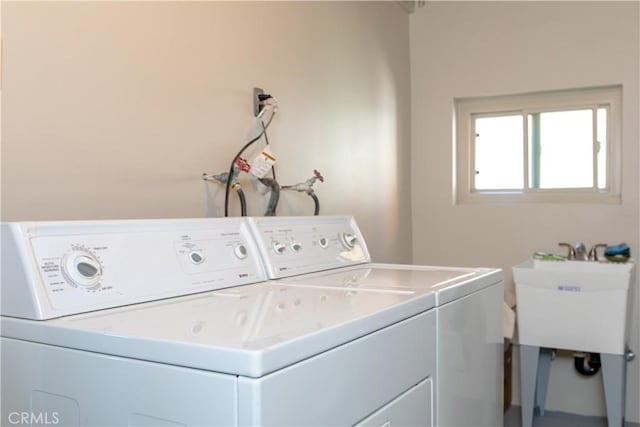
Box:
[455, 86, 622, 204]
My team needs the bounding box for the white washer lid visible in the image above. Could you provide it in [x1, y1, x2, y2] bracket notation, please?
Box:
[1, 282, 435, 377]
[274, 263, 503, 306]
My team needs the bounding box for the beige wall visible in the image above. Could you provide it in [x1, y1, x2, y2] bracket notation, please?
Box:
[410, 1, 640, 421]
[1, 1, 413, 263]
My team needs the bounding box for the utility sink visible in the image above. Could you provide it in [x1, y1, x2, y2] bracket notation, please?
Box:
[513, 259, 635, 354]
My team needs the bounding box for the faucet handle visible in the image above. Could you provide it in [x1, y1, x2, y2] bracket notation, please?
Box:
[588, 243, 607, 261]
[558, 243, 576, 260]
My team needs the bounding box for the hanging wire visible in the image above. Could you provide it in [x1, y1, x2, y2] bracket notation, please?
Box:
[223, 100, 277, 217]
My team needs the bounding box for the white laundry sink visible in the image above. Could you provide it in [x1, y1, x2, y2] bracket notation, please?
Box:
[513, 259, 635, 354]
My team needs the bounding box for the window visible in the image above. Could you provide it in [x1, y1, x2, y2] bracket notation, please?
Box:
[455, 86, 622, 204]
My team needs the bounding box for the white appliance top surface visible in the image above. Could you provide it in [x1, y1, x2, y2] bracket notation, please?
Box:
[1, 281, 435, 377]
[1, 215, 499, 378]
[275, 263, 503, 305]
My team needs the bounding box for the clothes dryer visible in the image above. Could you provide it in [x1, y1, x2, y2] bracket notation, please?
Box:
[248, 215, 504, 427]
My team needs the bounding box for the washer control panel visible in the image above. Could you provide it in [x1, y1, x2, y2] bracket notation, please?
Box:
[248, 216, 370, 279]
[1, 218, 266, 319]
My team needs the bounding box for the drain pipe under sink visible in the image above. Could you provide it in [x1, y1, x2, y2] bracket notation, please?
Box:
[574, 352, 601, 376]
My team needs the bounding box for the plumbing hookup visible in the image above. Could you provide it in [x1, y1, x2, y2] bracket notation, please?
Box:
[282, 170, 325, 216]
[203, 91, 324, 217]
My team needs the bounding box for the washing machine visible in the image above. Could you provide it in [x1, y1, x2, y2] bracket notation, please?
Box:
[247, 215, 504, 427]
[1, 218, 439, 426]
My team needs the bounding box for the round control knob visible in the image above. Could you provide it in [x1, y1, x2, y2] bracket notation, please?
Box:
[61, 250, 102, 289]
[318, 237, 329, 249]
[234, 244, 248, 260]
[340, 232, 357, 249]
[188, 251, 205, 265]
[290, 242, 302, 253]
[272, 241, 286, 255]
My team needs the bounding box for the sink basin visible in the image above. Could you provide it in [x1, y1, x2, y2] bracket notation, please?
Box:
[531, 258, 633, 273]
[513, 259, 635, 354]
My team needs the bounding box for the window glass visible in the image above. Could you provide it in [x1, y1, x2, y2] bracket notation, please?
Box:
[597, 107, 608, 190]
[473, 115, 523, 190]
[532, 109, 593, 189]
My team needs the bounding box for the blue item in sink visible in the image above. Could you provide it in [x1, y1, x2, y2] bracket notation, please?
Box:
[605, 243, 630, 257]
[604, 243, 630, 262]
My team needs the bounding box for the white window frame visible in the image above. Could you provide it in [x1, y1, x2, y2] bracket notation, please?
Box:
[455, 86, 622, 204]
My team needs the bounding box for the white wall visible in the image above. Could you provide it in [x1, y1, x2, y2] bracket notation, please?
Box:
[1, 1, 413, 263]
[410, 1, 640, 421]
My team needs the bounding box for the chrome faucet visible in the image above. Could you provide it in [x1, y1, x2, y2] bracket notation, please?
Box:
[558, 242, 607, 261]
[575, 242, 588, 261]
[558, 242, 577, 260]
[588, 243, 608, 261]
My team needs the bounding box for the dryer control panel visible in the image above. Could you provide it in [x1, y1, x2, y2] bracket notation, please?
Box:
[1, 218, 266, 319]
[248, 216, 371, 279]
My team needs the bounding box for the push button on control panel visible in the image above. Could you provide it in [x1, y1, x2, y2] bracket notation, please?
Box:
[272, 241, 286, 255]
[234, 244, 248, 260]
[318, 237, 329, 249]
[340, 233, 357, 249]
[188, 251, 205, 265]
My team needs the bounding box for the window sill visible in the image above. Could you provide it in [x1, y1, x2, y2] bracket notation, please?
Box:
[457, 190, 621, 205]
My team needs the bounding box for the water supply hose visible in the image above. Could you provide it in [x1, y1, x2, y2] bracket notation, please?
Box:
[234, 184, 247, 217]
[309, 191, 320, 216]
[258, 177, 280, 216]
